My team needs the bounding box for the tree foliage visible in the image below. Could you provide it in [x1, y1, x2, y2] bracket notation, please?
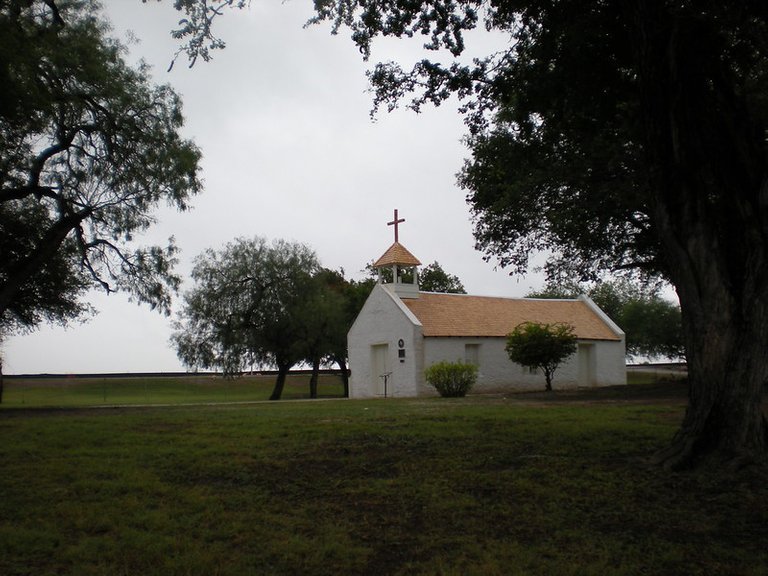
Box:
[172, 237, 323, 400]
[528, 279, 683, 360]
[0, 199, 92, 333]
[0, 0, 202, 334]
[157, 0, 248, 69]
[505, 322, 577, 392]
[172, 240, 378, 400]
[419, 261, 466, 293]
[301, 268, 350, 398]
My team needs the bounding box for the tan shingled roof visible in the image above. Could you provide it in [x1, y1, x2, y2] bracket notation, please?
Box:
[373, 242, 422, 267]
[403, 293, 621, 341]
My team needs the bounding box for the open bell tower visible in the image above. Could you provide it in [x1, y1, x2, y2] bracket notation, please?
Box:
[372, 209, 421, 299]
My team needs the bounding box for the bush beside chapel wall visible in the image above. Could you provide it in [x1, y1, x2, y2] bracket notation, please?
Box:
[425, 361, 478, 398]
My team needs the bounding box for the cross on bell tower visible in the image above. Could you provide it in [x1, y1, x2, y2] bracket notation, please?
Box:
[372, 208, 421, 299]
[388, 209, 405, 243]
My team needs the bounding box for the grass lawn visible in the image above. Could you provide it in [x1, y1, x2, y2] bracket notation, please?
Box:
[1, 373, 346, 407]
[0, 368, 669, 409]
[0, 382, 766, 575]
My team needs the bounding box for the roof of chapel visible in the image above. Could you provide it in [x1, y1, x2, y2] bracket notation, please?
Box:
[401, 292, 622, 341]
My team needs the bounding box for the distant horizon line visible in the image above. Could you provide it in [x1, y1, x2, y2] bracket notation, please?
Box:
[4, 362, 686, 379]
[3, 368, 346, 379]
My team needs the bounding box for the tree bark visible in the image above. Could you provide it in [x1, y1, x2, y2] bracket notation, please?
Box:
[269, 364, 290, 401]
[633, 1, 768, 469]
[309, 357, 320, 399]
[543, 368, 553, 392]
[651, 182, 768, 469]
[336, 357, 349, 398]
[651, 216, 768, 468]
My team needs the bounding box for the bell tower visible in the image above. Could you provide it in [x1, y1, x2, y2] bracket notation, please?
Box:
[372, 209, 421, 299]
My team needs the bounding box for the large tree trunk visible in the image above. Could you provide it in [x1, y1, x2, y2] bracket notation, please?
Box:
[336, 356, 349, 398]
[308, 357, 320, 399]
[269, 364, 290, 401]
[634, 2, 768, 469]
[654, 258, 768, 469]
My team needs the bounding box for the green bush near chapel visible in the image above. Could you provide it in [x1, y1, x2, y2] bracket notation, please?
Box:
[425, 360, 478, 397]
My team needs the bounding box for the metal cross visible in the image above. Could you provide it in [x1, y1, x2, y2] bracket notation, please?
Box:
[387, 209, 405, 242]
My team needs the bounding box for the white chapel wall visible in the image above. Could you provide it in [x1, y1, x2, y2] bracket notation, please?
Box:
[590, 338, 627, 386]
[347, 284, 423, 398]
[422, 337, 626, 393]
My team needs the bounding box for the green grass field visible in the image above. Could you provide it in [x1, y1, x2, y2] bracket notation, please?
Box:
[0, 369, 673, 409]
[1, 378, 766, 576]
[1, 373, 346, 407]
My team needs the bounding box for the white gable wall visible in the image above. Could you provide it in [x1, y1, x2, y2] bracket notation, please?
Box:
[422, 336, 626, 393]
[347, 284, 423, 398]
[582, 338, 627, 386]
[575, 295, 627, 387]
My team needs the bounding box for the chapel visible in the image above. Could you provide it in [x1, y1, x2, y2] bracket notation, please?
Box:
[347, 210, 627, 398]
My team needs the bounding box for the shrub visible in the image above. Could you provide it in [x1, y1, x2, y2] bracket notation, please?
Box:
[505, 321, 577, 391]
[425, 361, 478, 397]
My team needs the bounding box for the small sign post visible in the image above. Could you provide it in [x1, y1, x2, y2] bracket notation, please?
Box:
[379, 371, 393, 398]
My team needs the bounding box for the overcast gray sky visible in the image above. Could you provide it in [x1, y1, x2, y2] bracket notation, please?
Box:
[3, 0, 545, 374]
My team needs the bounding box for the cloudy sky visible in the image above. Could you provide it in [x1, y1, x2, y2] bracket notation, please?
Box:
[4, 0, 545, 374]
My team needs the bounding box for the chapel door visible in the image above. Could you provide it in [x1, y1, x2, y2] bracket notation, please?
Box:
[371, 344, 390, 396]
[578, 343, 596, 387]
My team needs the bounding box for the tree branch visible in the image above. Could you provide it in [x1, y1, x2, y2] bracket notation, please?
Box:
[0, 207, 92, 317]
[0, 185, 58, 203]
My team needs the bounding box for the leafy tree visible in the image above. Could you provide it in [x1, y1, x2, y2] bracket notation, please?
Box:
[343, 276, 376, 321]
[528, 279, 684, 360]
[525, 280, 585, 303]
[419, 261, 466, 293]
[172, 237, 323, 401]
[293, 1, 768, 469]
[0, 200, 92, 334]
[620, 296, 683, 360]
[301, 268, 349, 398]
[0, 1, 202, 335]
[505, 322, 577, 392]
[305, 270, 381, 398]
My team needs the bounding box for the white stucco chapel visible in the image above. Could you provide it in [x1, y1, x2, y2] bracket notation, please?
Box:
[347, 210, 627, 398]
